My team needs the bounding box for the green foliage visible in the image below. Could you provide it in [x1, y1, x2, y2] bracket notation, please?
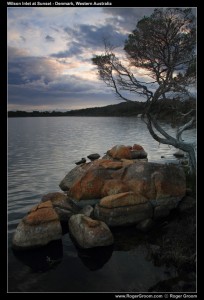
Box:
[124, 8, 196, 83]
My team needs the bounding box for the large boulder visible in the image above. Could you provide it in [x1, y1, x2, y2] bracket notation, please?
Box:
[112, 162, 186, 200]
[12, 201, 62, 250]
[94, 192, 153, 227]
[59, 145, 186, 228]
[69, 214, 114, 248]
[68, 165, 111, 200]
[99, 192, 148, 208]
[107, 144, 147, 160]
[59, 164, 90, 191]
[41, 192, 80, 221]
[93, 159, 123, 170]
[60, 159, 123, 194]
[101, 179, 129, 197]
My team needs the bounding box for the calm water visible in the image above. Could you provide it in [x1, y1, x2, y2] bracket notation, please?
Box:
[8, 117, 196, 292]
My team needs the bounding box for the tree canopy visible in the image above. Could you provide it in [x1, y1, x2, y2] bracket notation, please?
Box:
[92, 8, 196, 172]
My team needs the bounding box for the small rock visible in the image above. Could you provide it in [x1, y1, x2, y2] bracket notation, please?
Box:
[87, 153, 100, 161]
[75, 158, 86, 165]
[130, 150, 147, 159]
[132, 144, 144, 151]
[173, 150, 185, 158]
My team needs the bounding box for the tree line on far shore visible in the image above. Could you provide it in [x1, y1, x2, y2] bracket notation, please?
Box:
[8, 97, 195, 124]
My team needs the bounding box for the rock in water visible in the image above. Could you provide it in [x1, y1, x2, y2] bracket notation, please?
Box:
[69, 214, 114, 248]
[87, 153, 100, 161]
[59, 145, 186, 228]
[12, 201, 62, 250]
[75, 158, 86, 165]
[173, 150, 185, 158]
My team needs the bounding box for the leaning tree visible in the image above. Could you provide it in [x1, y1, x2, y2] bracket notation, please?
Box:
[92, 8, 196, 173]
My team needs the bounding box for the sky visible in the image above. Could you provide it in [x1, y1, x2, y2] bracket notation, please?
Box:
[7, 6, 195, 112]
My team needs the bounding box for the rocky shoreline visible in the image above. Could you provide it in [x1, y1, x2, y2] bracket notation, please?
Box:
[12, 144, 195, 253]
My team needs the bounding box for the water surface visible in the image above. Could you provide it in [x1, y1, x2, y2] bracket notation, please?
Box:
[8, 117, 196, 292]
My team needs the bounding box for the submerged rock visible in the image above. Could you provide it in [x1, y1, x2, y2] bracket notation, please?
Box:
[69, 214, 114, 248]
[12, 201, 62, 250]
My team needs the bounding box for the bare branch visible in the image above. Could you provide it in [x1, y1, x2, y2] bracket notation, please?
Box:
[176, 116, 196, 141]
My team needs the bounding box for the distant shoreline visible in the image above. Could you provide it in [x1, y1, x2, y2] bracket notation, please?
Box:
[8, 98, 196, 123]
[8, 101, 144, 118]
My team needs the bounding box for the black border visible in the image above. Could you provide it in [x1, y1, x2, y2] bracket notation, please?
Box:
[4, 0, 200, 297]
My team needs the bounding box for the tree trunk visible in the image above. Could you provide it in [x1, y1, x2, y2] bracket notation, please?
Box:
[145, 113, 196, 174]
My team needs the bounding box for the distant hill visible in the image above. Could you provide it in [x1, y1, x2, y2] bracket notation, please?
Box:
[8, 99, 196, 124]
[63, 101, 145, 117]
[8, 101, 145, 118]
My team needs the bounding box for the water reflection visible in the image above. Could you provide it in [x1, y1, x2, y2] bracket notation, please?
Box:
[70, 234, 114, 271]
[12, 240, 63, 273]
[77, 245, 114, 271]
